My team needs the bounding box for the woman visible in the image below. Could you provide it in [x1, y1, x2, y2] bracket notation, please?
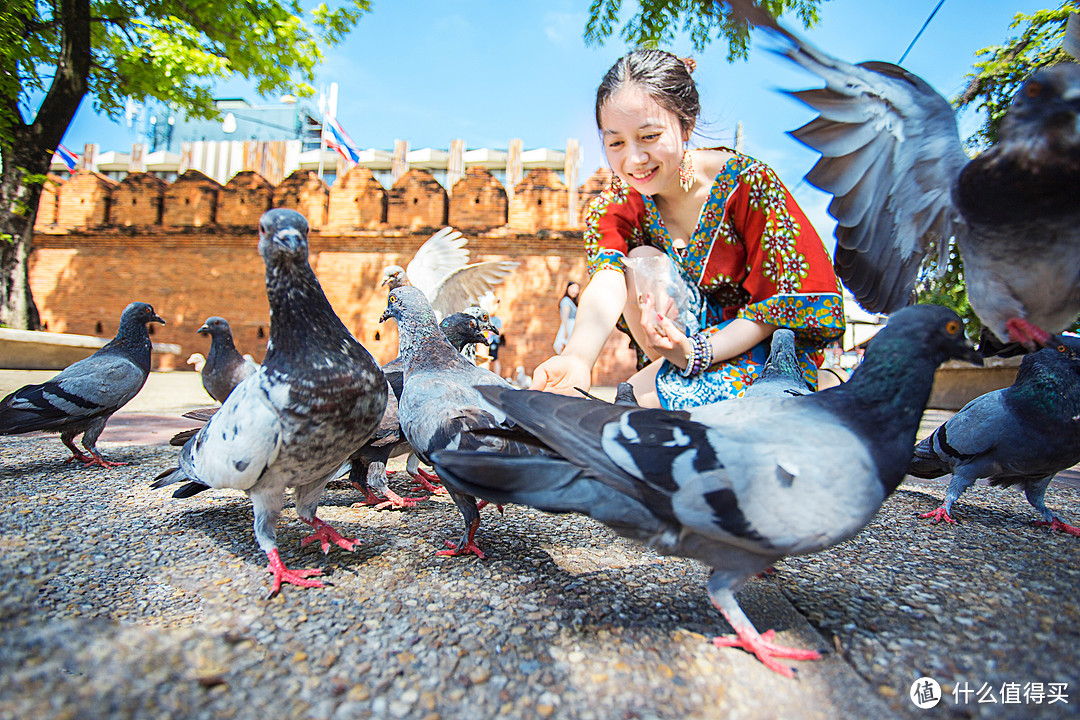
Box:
[553, 281, 580, 354]
[530, 49, 845, 409]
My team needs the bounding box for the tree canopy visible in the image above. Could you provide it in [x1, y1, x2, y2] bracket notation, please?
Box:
[584, 0, 823, 59]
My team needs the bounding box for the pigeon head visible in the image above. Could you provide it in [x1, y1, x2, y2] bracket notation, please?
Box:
[760, 328, 800, 377]
[439, 312, 490, 348]
[381, 265, 407, 289]
[380, 285, 436, 326]
[197, 316, 231, 338]
[258, 209, 309, 267]
[998, 63, 1080, 166]
[461, 305, 498, 335]
[121, 302, 165, 328]
[865, 304, 982, 368]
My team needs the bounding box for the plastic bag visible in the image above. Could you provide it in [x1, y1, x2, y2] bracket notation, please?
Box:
[624, 254, 702, 335]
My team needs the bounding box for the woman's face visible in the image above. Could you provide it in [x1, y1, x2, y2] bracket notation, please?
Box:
[567, 283, 580, 299]
[599, 84, 690, 197]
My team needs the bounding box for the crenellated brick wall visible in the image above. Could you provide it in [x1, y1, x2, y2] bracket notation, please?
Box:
[28, 164, 638, 385]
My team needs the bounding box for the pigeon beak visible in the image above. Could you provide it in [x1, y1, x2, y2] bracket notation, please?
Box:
[197, 324, 210, 335]
[379, 309, 393, 324]
[153, 313, 166, 325]
[956, 341, 983, 366]
[380, 276, 391, 287]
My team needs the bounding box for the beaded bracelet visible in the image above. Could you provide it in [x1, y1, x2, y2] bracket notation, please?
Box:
[679, 332, 713, 377]
[680, 335, 699, 377]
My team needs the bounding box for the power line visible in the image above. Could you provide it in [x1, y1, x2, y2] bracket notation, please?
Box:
[898, 0, 947, 65]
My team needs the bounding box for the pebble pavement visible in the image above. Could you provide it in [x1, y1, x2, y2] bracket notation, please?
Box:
[0, 372, 1077, 719]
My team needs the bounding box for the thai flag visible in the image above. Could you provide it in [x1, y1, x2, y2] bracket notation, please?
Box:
[322, 115, 361, 165]
[54, 144, 79, 171]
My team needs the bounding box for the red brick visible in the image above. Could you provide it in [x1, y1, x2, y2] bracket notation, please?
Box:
[388, 169, 447, 230]
[218, 171, 274, 227]
[111, 172, 166, 227]
[273, 170, 329, 228]
[163, 170, 221, 227]
[327, 166, 387, 230]
[449, 167, 507, 231]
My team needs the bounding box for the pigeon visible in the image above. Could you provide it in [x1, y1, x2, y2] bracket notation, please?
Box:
[187, 353, 206, 373]
[380, 284, 543, 558]
[909, 335, 1080, 537]
[430, 304, 980, 676]
[348, 310, 497, 510]
[152, 209, 387, 596]
[741, 328, 814, 398]
[0, 302, 165, 467]
[195, 316, 258, 403]
[730, 0, 1080, 348]
[381, 226, 519, 319]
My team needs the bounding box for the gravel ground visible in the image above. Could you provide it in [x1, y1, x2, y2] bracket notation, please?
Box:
[0, 374, 1077, 719]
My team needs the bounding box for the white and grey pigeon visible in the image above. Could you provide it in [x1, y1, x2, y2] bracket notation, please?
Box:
[348, 310, 497, 510]
[196, 316, 257, 403]
[430, 304, 980, 676]
[152, 209, 387, 597]
[0, 302, 164, 467]
[380, 284, 543, 558]
[381, 226, 519, 320]
[909, 335, 1080, 537]
[741, 328, 815, 399]
[730, 0, 1080, 349]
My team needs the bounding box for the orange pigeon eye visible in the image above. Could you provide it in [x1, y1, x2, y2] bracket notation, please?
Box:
[1058, 344, 1068, 353]
[945, 320, 961, 335]
[1025, 81, 1042, 98]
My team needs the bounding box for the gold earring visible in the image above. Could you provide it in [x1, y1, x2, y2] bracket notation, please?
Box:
[679, 149, 694, 192]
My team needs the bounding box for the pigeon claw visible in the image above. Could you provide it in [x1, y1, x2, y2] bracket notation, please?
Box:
[411, 467, 447, 494]
[265, 549, 324, 597]
[1005, 318, 1053, 350]
[436, 539, 486, 559]
[1034, 518, 1080, 537]
[918, 506, 957, 524]
[352, 487, 428, 511]
[712, 629, 822, 678]
[475, 500, 505, 514]
[299, 517, 358, 554]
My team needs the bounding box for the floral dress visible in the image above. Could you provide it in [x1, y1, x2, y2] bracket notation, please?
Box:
[584, 148, 845, 409]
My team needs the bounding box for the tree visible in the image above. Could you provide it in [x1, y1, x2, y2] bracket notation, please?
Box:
[584, 0, 823, 59]
[0, 0, 369, 329]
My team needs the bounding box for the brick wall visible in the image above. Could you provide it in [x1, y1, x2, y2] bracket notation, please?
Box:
[56, 171, 116, 227]
[388, 169, 448, 230]
[327, 166, 387, 231]
[163, 170, 221, 227]
[509, 168, 569, 233]
[111, 172, 166, 227]
[273, 170, 330, 228]
[449, 167, 507, 231]
[218, 171, 274, 227]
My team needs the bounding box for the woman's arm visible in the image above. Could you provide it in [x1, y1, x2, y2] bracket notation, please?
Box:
[531, 269, 627, 394]
[639, 292, 776, 370]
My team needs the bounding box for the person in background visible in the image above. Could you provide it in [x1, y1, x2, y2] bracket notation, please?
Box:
[530, 48, 844, 409]
[553, 281, 580, 355]
[487, 296, 504, 378]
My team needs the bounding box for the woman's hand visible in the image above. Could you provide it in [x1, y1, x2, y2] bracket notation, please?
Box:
[529, 354, 594, 395]
[637, 292, 692, 368]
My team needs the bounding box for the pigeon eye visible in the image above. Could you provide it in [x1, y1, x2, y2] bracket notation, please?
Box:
[1058, 344, 1068, 353]
[1025, 81, 1042, 98]
[945, 320, 960, 335]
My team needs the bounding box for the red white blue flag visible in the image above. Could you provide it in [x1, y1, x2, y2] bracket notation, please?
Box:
[54, 144, 79, 171]
[322, 116, 361, 165]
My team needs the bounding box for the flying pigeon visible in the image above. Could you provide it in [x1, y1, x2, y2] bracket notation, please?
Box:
[431, 304, 980, 676]
[195, 316, 257, 403]
[380, 226, 519, 319]
[381, 284, 542, 558]
[349, 310, 497, 510]
[741, 328, 814, 398]
[0, 302, 165, 467]
[909, 335, 1080, 536]
[730, 0, 1080, 349]
[153, 209, 387, 596]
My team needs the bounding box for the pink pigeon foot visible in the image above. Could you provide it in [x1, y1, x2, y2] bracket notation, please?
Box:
[412, 467, 447, 495]
[265, 548, 324, 597]
[919, 506, 957, 524]
[1005, 318, 1053, 350]
[475, 500, 505, 514]
[712, 629, 822, 678]
[436, 518, 485, 559]
[1034, 518, 1080, 537]
[299, 516, 357, 553]
[350, 485, 427, 511]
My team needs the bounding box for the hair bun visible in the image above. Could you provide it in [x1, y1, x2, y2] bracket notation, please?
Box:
[680, 57, 697, 74]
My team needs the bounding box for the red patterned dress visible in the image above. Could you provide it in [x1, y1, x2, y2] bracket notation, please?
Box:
[584, 149, 845, 408]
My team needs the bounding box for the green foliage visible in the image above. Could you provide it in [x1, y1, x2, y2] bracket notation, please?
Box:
[953, 3, 1076, 149]
[0, 0, 370, 142]
[916, 240, 981, 340]
[584, 0, 822, 59]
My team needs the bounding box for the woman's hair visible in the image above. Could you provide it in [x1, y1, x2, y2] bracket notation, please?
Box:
[595, 49, 699, 134]
[562, 281, 580, 305]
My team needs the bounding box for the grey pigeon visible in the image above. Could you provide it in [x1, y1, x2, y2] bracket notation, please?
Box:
[731, 1, 1080, 348]
[381, 226, 519, 320]
[0, 302, 164, 467]
[380, 284, 542, 558]
[909, 335, 1080, 536]
[152, 209, 387, 596]
[430, 304, 980, 676]
[196, 316, 257, 403]
[349, 310, 497, 509]
[741, 328, 814, 398]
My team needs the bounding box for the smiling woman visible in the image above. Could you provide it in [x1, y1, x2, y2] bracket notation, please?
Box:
[530, 48, 845, 409]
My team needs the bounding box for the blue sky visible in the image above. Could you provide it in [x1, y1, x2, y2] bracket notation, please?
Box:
[61, 0, 1049, 241]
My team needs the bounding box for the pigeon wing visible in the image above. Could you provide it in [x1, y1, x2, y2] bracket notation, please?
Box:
[428, 260, 520, 319]
[405, 227, 469, 299]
